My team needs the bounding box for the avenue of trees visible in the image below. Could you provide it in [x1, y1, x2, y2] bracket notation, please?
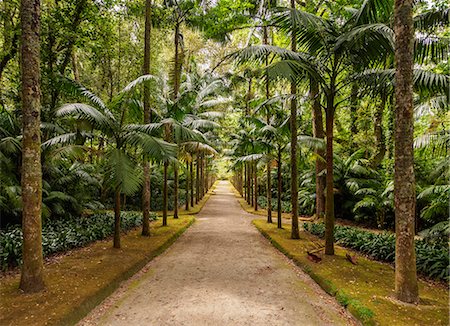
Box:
[1, 0, 448, 306]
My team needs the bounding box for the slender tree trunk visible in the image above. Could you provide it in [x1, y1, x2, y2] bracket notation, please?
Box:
[277, 149, 282, 229]
[263, 25, 272, 223]
[71, 49, 80, 82]
[196, 156, 200, 204]
[200, 155, 204, 198]
[393, 0, 418, 303]
[254, 161, 258, 211]
[174, 163, 179, 218]
[19, 0, 45, 293]
[185, 161, 189, 210]
[350, 83, 358, 139]
[141, 0, 152, 236]
[373, 92, 387, 166]
[190, 160, 194, 207]
[162, 162, 168, 226]
[113, 189, 121, 248]
[324, 96, 335, 255]
[250, 162, 254, 206]
[311, 78, 325, 218]
[290, 0, 299, 240]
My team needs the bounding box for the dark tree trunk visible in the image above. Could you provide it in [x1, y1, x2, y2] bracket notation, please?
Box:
[174, 162, 179, 218]
[289, 0, 299, 240]
[324, 96, 335, 255]
[277, 148, 282, 229]
[185, 161, 189, 211]
[196, 156, 200, 204]
[141, 0, 152, 236]
[254, 161, 258, 211]
[190, 160, 194, 207]
[19, 0, 45, 293]
[311, 78, 325, 218]
[162, 162, 168, 226]
[250, 162, 254, 206]
[393, 0, 418, 303]
[113, 189, 121, 248]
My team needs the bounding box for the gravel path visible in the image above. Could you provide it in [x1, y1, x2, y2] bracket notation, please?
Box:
[80, 181, 356, 326]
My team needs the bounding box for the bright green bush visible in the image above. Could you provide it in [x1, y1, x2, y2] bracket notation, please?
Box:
[303, 222, 449, 281]
[0, 211, 157, 270]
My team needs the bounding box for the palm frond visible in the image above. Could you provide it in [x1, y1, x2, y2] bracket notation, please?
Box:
[56, 103, 113, 131]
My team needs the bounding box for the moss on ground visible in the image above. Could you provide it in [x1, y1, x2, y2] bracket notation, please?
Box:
[0, 216, 195, 326]
[253, 219, 449, 326]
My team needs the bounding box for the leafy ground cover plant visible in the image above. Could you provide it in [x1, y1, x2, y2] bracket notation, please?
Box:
[303, 222, 449, 281]
[0, 211, 156, 269]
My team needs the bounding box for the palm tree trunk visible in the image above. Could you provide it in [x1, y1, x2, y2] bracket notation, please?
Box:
[174, 162, 179, 218]
[393, 0, 418, 303]
[254, 161, 258, 211]
[350, 83, 358, 139]
[19, 0, 45, 293]
[277, 148, 282, 229]
[324, 96, 335, 255]
[185, 161, 189, 211]
[141, 0, 152, 237]
[311, 78, 325, 218]
[196, 156, 199, 204]
[200, 155, 204, 198]
[162, 162, 168, 226]
[113, 189, 121, 249]
[250, 162, 254, 206]
[290, 0, 299, 240]
[190, 160, 194, 207]
[373, 92, 387, 166]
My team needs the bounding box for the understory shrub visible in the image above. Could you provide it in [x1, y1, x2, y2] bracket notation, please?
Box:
[303, 223, 449, 281]
[0, 211, 157, 270]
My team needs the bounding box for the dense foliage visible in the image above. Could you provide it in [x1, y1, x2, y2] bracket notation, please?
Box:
[0, 211, 155, 270]
[303, 223, 449, 281]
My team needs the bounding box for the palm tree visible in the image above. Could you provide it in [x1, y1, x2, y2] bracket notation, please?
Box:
[45, 75, 177, 248]
[142, 0, 153, 236]
[228, 0, 448, 255]
[393, 0, 418, 304]
[19, 0, 45, 293]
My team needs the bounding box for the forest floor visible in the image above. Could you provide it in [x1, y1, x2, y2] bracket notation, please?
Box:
[79, 181, 355, 326]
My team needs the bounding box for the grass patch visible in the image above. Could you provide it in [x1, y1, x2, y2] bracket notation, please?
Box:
[253, 219, 449, 326]
[0, 216, 195, 326]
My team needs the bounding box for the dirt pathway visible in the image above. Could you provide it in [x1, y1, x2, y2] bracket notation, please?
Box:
[80, 181, 355, 326]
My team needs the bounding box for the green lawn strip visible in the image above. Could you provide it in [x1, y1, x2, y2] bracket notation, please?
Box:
[0, 216, 195, 326]
[253, 219, 449, 326]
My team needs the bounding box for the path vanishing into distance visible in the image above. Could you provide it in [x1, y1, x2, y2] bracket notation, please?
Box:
[80, 181, 356, 326]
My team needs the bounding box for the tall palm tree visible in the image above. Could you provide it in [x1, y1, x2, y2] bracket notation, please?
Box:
[228, 0, 448, 254]
[19, 0, 45, 293]
[45, 75, 177, 248]
[142, 0, 153, 236]
[393, 0, 418, 304]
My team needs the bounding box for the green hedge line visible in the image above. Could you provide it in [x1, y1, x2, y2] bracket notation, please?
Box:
[303, 223, 449, 281]
[0, 211, 156, 270]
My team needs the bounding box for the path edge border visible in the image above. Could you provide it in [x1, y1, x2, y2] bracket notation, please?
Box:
[59, 217, 196, 326]
[252, 220, 377, 326]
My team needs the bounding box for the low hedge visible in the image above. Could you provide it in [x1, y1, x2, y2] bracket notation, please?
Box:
[0, 211, 156, 270]
[303, 222, 449, 281]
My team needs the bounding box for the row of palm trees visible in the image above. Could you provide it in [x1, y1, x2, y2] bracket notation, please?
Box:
[228, 0, 448, 304]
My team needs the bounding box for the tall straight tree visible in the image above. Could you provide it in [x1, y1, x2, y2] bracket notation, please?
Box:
[19, 0, 45, 293]
[141, 0, 152, 236]
[289, 0, 299, 239]
[393, 0, 419, 303]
